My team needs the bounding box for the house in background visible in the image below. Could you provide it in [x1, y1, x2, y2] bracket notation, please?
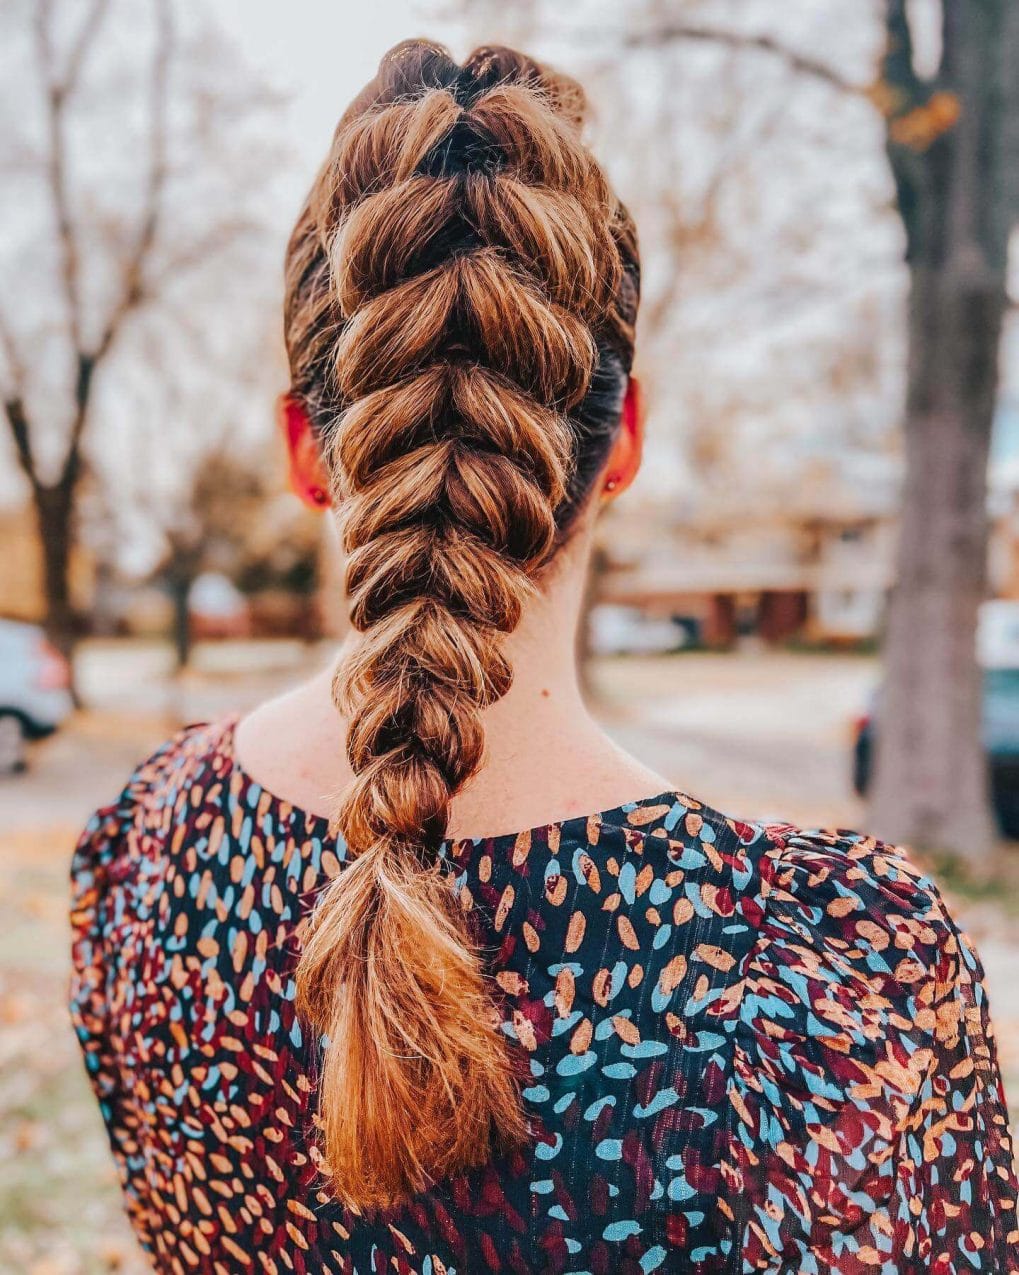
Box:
[599, 450, 899, 646]
[601, 392, 1019, 648]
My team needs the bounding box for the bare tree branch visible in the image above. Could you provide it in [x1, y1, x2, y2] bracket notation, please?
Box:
[61, 0, 111, 98]
[628, 7, 942, 266]
[3, 395, 36, 484]
[145, 216, 263, 290]
[91, 0, 171, 367]
[59, 0, 172, 481]
[34, 0, 109, 360]
[0, 308, 26, 396]
[639, 51, 792, 336]
[36, 2, 82, 353]
[624, 23, 864, 97]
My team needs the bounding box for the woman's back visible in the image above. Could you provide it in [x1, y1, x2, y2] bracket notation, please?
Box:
[71, 718, 1018, 1273]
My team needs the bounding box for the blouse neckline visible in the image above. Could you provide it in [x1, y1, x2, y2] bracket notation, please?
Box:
[217, 713, 691, 850]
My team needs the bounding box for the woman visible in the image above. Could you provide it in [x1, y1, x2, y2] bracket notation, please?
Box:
[70, 41, 1017, 1274]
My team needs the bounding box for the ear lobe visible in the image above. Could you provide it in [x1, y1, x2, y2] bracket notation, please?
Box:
[279, 393, 333, 511]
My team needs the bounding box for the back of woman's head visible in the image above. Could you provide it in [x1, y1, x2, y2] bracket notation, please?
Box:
[284, 39, 640, 1208]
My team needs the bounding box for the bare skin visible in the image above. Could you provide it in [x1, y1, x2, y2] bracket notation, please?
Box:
[236, 379, 672, 840]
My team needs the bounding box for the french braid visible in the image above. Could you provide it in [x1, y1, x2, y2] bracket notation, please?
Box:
[286, 41, 640, 1208]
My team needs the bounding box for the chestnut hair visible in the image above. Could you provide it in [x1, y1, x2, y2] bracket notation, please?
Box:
[284, 40, 639, 1208]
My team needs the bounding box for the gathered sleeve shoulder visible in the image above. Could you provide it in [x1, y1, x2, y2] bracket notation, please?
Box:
[68, 778, 156, 1251]
[69, 721, 222, 1045]
[68, 725, 210, 1088]
[67, 725, 220, 1251]
[69, 781, 144, 1113]
[720, 828, 1018, 1273]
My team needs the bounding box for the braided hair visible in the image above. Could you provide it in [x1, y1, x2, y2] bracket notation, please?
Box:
[285, 40, 640, 1208]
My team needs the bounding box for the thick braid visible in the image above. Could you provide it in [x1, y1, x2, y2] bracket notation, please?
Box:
[289, 42, 636, 1208]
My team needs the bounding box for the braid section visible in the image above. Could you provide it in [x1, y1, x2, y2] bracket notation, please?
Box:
[291, 42, 632, 1207]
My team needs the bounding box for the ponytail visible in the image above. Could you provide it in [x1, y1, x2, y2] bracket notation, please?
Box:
[285, 40, 637, 1208]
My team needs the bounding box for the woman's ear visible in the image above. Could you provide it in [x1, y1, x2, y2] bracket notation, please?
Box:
[601, 375, 644, 502]
[279, 394, 332, 511]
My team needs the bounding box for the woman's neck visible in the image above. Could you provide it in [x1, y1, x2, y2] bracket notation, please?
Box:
[235, 554, 671, 840]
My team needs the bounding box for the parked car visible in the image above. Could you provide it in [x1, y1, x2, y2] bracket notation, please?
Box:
[0, 619, 73, 773]
[588, 604, 690, 656]
[853, 602, 1019, 835]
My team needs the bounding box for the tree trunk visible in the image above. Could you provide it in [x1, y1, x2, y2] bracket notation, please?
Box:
[33, 480, 78, 658]
[868, 0, 1015, 863]
[164, 539, 202, 673]
[869, 266, 1005, 859]
[170, 570, 193, 672]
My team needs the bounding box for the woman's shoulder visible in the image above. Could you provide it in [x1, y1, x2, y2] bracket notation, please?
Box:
[535, 793, 969, 1056]
[753, 818, 960, 946]
[130, 715, 239, 812]
[736, 819, 989, 1110]
[705, 818, 1016, 1266]
[724, 813, 971, 1010]
[598, 798, 976, 1089]
[69, 717, 241, 1058]
[607, 792, 957, 950]
[70, 716, 238, 882]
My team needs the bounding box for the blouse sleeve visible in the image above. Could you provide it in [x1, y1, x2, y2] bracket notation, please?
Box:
[68, 789, 155, 1250]
[69, 801, 127, 1106]
[721, 830, 1018, 1274]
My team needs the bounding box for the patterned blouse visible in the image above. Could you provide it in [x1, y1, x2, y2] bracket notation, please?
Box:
[70, 718, 1018, 1274]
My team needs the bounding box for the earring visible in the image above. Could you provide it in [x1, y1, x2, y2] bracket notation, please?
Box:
[311, 486, 329, 506]
[605, 476, 619, 493]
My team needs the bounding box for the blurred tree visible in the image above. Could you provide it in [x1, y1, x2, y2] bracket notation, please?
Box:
[866, 1, 1017, 859]
[167, 454, 254, 670]
[0, 0, 169, 656]
[155, 446, 319, 671]
[160, 452, 262, 671]
[0, 0, 280, 662]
